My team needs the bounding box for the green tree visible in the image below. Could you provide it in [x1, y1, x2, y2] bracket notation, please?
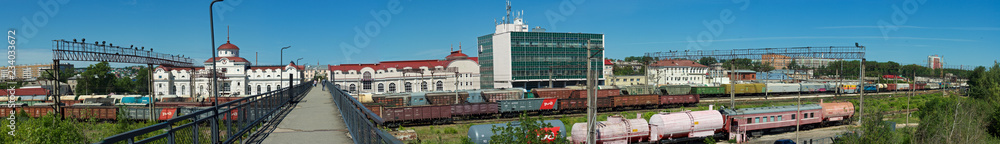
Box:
[76, 62, 116, 95]
[698, 57, 717, 66]
[490, 114, 569, 144]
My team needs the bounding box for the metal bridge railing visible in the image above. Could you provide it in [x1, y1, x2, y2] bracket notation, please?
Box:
[98, 81, 313, 144]
[325, 81, 402, 144]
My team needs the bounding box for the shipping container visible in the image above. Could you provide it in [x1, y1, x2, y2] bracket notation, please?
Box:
[765, 83, 800, 93]
[659, 85, 692, 95]
[468, 120, 566, 144]
[659, 94, 700, 106]
[690, 86, 725, 95]
[532, 88, 575, 99]
[621, 85, 659, 95]
[571, 116, 650, 143]
[611, 95, 659, 107]
[721, 84, 766, 94]
[498, 98, 558, 113]
[570, 89, 621, 99]
[426, 91, 469, 105]
[482, 89, 524, 102]
[451, 102, 499, 116]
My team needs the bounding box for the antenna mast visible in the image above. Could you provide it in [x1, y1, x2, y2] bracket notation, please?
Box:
[506, 0, 511, 24]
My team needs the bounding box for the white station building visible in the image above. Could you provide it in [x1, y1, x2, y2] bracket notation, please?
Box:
[328, 49, 480, 94]
[153, 40, 304, 97]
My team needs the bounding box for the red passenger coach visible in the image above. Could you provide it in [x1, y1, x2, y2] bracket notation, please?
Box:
[721, 104, 824, 138]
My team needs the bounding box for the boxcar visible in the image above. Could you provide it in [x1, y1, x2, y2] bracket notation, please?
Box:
[426, 91, 468, 105]
[451, 103, 499, 118]
[64, 106, 118, 120]
[482, 89, 525, 102]
[621, 85, 659, 95]
[570, 89, 621, 99]
[611, 95, 659, 108]
[659, 94, 700, 107]
[557, 98, 587, 111]
[721, 84, 766, 94]
[800, 83, 827, 92]
[532, 88, 575, 99]
[690, 86, 725, 95]
[380, 105, 452, 127]
[659, 85, 692, 95]
[765, 83, 800, 93]
[498, 98, 558, 113]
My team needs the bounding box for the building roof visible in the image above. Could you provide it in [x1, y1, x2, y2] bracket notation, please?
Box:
[650, 59, 707, 67]
[720, 104, 822, 115]
[328, 51, 478, 72]
[218, 41, 239, 50]
[445, 50, 469, 60]
[204, 57, 251, 63]
[604, 59, 613, 65]
[0, 87, 49, 96]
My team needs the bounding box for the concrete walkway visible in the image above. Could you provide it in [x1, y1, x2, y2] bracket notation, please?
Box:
[262, 86, 354, 144]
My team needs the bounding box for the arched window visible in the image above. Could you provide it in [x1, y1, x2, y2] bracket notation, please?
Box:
[404, 82, 412, 92]
[420, 81, 428, 91]
[349, 84, 357, 93]
[170, 85, 176, 95]
[436, 81, 444, 91]
[267, 85, 272, 92]
[388, 83, 397, 92]
[256, 85, 261, 94]
[378, 83, 384, 92]
[363, 72, 373, 90]
[181, 85, 186, 95]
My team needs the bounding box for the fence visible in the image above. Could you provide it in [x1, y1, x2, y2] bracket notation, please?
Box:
[325, 81, 402, 144]
[98, 81, 313, 144]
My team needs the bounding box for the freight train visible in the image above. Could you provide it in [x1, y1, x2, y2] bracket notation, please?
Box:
[0, 96, 252, 121]
[463, 101, 854, 144]
[359, 82, 945, 128]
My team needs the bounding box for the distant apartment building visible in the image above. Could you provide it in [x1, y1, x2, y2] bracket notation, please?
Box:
[478, 3, 604, 89]
[647, 59, 708, 85]
[607, 75, 647, 86]
[328, 50, 479, 94]
[0, 63, 74, 81]
[928, 55, 942, 69]
[761, 54, 840, 69]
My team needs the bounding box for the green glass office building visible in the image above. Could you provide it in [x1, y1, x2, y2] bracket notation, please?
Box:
[478, 30, 605, 89]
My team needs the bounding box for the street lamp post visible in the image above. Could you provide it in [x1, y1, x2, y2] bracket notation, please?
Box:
[208, 0, 224, 143]
[280, 46, 291, 89]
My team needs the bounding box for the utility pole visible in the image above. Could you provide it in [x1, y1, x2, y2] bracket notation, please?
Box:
[858, 58, 865, 124]
[585, 39, 603, 144]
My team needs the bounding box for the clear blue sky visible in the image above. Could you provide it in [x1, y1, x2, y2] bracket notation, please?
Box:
[3, 0, 998, 68]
